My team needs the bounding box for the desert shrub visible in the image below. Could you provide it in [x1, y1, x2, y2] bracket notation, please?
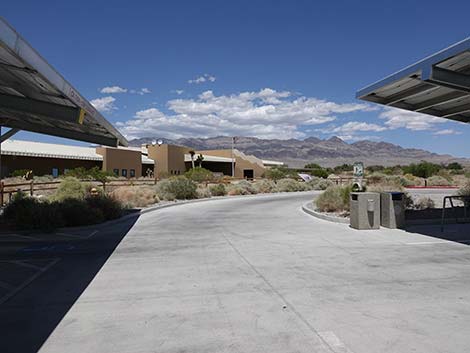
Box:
[436, 169, 454, 182]
[209, 184, 227, 196]
[185, 167, 213, 182]
[3, 194, 64, 231]
[111, 186, 159, 208]
[309, 168, 329, 179]
[52, 177, 87, 201]
[315, 185, 352, 213]
[457, 180, 470, 196]
[196, 186, 212, 199]
[60, 198, 104, 226]
[415, 197, 436, 210]
[265, 167, 291, 181]
[427, 175, 451, 186]
[401, 173, 425, 187]
[403, 161, 441, 178]
[447, 162, 463, 170]
[306, 177, 333, 190]
[86, 195, 122, 220]
[252, 180, 276, 193]
[227, 180, 257, 195]
[155, 177, 197, 200]
[275, 178, 307, 192]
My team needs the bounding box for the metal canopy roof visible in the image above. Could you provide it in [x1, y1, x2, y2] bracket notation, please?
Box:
[0, 17, 127, 147]
[356, 37, 470, 124]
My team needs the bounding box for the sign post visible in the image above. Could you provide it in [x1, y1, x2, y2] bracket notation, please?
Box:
[353, 162, 364, 191]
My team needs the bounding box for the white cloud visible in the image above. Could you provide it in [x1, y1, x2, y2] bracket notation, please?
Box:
[379, 107, 447, 131]
[117, 88, 373, 140]
[90, 96, 116, 112]
[100, 86, 127, 94]
[188, 74, 217, 84]
[329, 121, 387, 134]
[433, 129, 462, 135]
[129, 88, 151, 95]
[172, 89, 184, 95]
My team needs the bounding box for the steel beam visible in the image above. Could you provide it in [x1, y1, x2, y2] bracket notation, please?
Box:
[0, 93, 81, 123]
[438, 103, 470, 118]
[428, 66, 470, 92]
[380, 83, 436, 105]
[0, 128, 19, 143]
[413, 91, 469, 111]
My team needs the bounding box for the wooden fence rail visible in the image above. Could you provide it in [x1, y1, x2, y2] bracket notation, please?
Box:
[0, 179, 157, 206]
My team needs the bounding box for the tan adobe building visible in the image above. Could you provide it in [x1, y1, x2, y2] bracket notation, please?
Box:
[0, 140, 154, 178]
[146, 143, 273, 179]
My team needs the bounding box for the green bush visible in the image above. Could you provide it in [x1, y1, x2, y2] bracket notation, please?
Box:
[252, 180, 276, 193]
[315, 185, 352, 213]
[310, 168, 329, 178]
[11, 169, 30, 178]
[209, 184, 227, 196]
[275, 178, 307, 192]
[403, 161, 441, 178]
[155, 177, 197, 200]
[185, 167, 213, 182]
[52, 177, 87, 201]
[265, 167, 291, 181]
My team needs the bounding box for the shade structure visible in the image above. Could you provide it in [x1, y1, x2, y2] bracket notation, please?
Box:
[0, 17, 127, 146]
[356, 38, 470, 124]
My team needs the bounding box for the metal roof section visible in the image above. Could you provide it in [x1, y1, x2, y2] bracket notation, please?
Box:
[0, 17, 127, 146]
[1, 139, 102, 160]
[184, 153, 234, 163]
[1, 139, 153, 164]
[356, 37, 470, 124]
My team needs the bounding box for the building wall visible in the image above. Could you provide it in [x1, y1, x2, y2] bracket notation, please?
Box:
[0, 155, 101, 177]
[196, 149, 265, 178]
[96, 147, 142, 178]
[147, 144, 190, 177]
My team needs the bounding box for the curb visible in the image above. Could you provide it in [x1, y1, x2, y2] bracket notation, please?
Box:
[301, 202, 350, 224]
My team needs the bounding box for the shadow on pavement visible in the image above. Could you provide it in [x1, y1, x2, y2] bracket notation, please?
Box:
[406, 222, 470, 245]
[0, 215, 140, 353]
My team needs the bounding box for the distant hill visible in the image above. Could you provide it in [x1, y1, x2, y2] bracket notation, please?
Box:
[129, 136, 469, 168]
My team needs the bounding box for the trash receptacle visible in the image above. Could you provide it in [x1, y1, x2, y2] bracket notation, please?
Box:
[380, 192, 405, 229]
[350, 192, 380, 230]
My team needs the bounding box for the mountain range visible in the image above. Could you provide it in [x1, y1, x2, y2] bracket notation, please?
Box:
[129, 136, 469, 168]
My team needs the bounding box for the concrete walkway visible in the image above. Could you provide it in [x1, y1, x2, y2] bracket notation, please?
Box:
[2, 192, 470, 353]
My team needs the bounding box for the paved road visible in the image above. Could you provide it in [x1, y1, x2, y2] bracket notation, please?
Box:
[2, 192, 470, 353]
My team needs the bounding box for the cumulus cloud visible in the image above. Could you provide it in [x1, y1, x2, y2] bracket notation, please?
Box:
[379, 107, 447, 131]
[172, 89, 184, 95]
[100, 86, 127, 94]
[188, 74, 216, 84]
[433, 129, 462, 135]
[117, 88, 373, 140]
[90, 96, 116, 112]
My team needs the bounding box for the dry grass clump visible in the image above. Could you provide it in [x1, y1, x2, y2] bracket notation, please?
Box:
[306, 177, 333, 190]
[414, 197, 436, 210]
[315, 185, 352, 213]
[427, 175, 451, 186]
[227, 180, 257, 195]
[196, 186, 212, 199]
[367, 180, 404, 193]
[275, 178, 307, 192]
[252, 180, 276, 193]
[110, 186, 159, 208]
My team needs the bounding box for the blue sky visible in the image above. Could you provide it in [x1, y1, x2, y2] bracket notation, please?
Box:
[3, 0, 470, 156]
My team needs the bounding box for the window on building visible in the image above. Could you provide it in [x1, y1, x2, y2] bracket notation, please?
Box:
[122, 169, 127, 177]
[130, 169, 135, 178]
[113, 168, 119, 176]
[52, 168, 59, 178]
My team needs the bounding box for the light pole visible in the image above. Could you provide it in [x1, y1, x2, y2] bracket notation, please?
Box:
[231, 136, 236, 177]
